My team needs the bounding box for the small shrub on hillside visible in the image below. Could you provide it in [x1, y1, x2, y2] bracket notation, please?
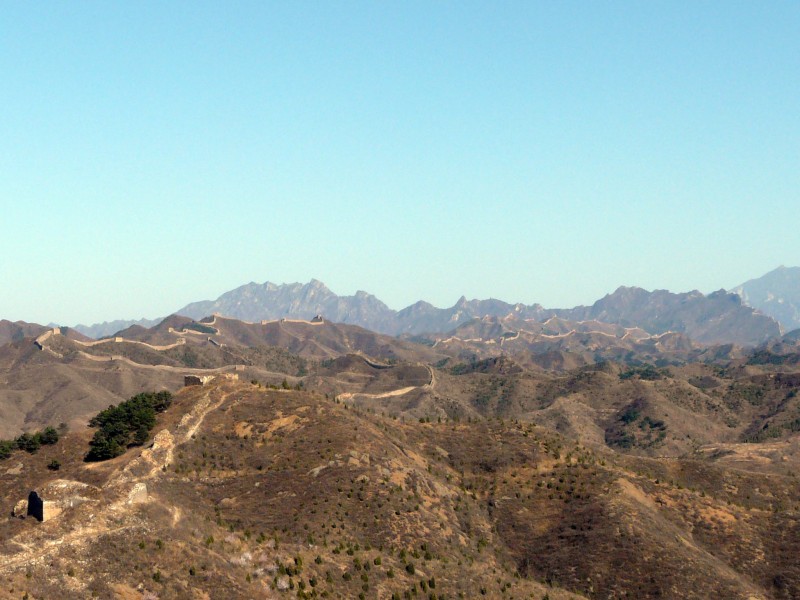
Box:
[15, 433, 41, 453]
[0, 439, 13, 460]
[39, 426, 60, 445]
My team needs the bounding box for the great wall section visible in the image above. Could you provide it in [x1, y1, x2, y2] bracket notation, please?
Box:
[31, 316, 329, 382]
[31, 315, 431, 402]
[35, 328, 186, 353]
[33, 327, 247, 377]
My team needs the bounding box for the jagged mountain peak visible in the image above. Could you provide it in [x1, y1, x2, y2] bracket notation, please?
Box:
[399, 300, 435, 313]
[307, 278, 329, 290]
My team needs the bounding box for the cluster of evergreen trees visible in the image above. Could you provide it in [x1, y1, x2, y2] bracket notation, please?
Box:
[85, 391, 172, 462]
[0, 426, 60, 460]
[618, 364, 664, 381]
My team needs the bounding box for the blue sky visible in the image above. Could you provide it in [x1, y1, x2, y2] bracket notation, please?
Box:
[1, 2, 798, 325]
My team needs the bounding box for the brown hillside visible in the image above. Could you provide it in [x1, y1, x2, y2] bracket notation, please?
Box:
[2, 379, 800, 598]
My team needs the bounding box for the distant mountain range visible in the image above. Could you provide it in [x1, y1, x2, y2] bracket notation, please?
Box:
[72, 317, 161, 340]
[68, 269, 800, 346]
[731, 265, 800, 333]
[173, 278, 784, 345]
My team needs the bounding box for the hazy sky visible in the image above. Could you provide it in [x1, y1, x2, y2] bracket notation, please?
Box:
[2, 2, 798, 325]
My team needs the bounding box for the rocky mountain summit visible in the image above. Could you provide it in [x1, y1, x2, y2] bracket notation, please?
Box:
[177, 279, 394, 333]
[731, 265, 800, 333]
[550, 286, 781, 345]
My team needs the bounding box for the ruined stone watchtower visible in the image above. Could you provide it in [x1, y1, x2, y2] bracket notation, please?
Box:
[27, 491, 44, 521]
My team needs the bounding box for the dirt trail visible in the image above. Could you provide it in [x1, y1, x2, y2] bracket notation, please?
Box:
[178, 388, 229, 441]
[339, 386, 418, 401]
[0, 523, 136, 572]
[108, 386, 232, 486]
[340, 364, 435, 401]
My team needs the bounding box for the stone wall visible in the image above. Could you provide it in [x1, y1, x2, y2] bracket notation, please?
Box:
[184, 375, 214, 386]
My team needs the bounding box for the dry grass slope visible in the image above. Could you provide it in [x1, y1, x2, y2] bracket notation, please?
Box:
[1, 377, 799, 598]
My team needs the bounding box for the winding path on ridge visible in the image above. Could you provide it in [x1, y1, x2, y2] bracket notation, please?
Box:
[338, 363, 436, 401]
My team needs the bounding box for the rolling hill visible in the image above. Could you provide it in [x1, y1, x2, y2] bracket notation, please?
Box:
[0, 315, 443, 438]
[0, 320, 48, 346]
[2, 376, 800, 598]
